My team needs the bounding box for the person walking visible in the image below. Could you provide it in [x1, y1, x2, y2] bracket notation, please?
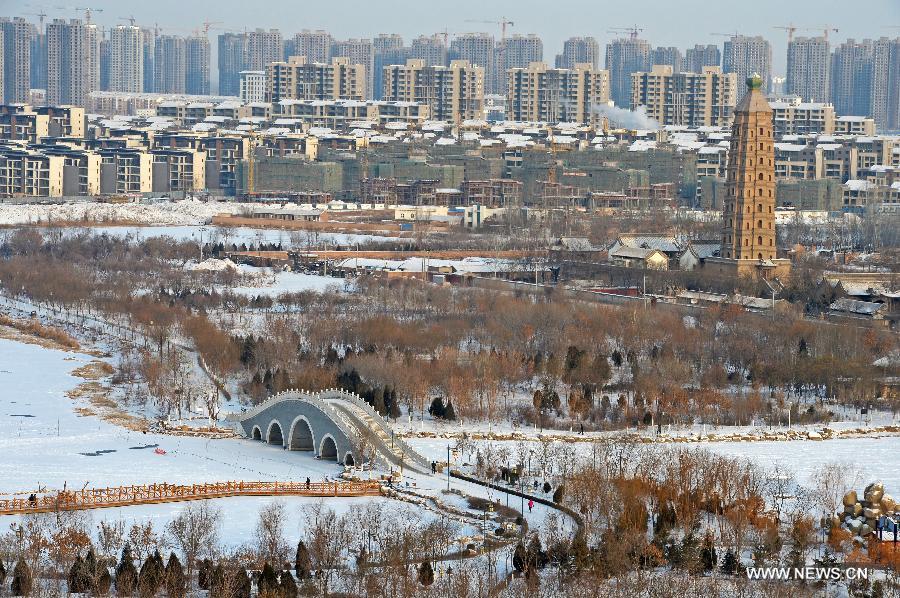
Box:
[527, 499, 534, 513]
[305, 477, 311, 490]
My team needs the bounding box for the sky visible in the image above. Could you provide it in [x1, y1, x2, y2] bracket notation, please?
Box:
[6, 0, 900, 87]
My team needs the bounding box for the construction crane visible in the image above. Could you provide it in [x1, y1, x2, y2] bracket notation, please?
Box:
[774, 24, 799, 43]
[201, 20, 223, 36]
[711, 32, 743, 39]
[23, 11, 48, 32]
[815, 26, 839, 41]
[607, 26, 644, 40]
[546, 125, 557, 184]
[55, 6, 104, 23]
[119, 16, 138, 27]
[465, 17, 514, 42]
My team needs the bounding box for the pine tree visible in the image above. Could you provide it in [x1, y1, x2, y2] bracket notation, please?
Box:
[230, 567, 251, 598]
[372, 388, 386, 415]
[0, 559, 6, 585]
[444, 400, 456, 421]
[570, 533, 591, 571]
[428, 397, 445, 418]
[197, 559, 213, 590]
[512, 542, 527, 573]
[552, 484, 565, 503]
[165, 553, 185, 598]
[69, 555, 91, 594]
[10, 559, 33, 597]
[138, 550, 164, 597]
[115, 545, 138, 597]
[279, 572, 298, 598]
[294, 541, 311, 580]
[208, 564, 226, 597]
[417, 561, 434, 586]
[96, 568, 112, 595]
[256, 562, 279, 598]
[388, 390, 402, 420]
[700, 535, 718, 571]
[720, 548, 738, 575]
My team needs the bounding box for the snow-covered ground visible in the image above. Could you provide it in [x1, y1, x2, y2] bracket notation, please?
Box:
[228, 266, 350, 297]
[0, 199, 250, 226]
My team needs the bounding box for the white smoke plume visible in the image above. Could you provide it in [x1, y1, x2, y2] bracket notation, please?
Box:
[592, 104, 660, 130]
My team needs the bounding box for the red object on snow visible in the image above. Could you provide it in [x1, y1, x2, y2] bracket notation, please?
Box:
[154, 448, 167, 455]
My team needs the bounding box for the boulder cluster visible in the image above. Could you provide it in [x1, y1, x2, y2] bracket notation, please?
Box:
[838, 482, 897, 538]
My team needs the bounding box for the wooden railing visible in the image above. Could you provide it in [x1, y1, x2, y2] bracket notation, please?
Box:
[0, 480, 381, 516]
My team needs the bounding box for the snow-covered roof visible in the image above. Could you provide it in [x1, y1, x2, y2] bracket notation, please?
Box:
[829, 298, 885, 316]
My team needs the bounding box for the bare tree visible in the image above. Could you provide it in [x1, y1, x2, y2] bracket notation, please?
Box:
[254, 502, 289, 566]
[165, 502, 221, 577]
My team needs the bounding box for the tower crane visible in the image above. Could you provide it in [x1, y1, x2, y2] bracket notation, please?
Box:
[55, 6, 104, 23]
[774, 24, 798, 43]
[23, 11, 48, 32]
[607, 26, 644, 40]
[201, 21, 223, 36]
[119, 16, 138, 27]
[464, 17, 514, 42]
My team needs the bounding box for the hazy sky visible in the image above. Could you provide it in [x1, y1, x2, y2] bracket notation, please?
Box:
[7, 0, 900, 81]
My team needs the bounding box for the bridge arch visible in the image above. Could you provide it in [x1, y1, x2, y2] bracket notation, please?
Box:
[288, 416, 315, 451]
[266, 420, 284, 446]
[319, 435, 338, 461]
[251, 426, 262, 441]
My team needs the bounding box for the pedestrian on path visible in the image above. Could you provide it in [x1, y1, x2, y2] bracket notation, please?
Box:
[527, 499, 534, 513]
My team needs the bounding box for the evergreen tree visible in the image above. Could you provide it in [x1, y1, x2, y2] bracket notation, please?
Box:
[444, 400, 456, 421]
[512, 542, 527, 573]
[720, 548, 738, 575]
[11, 559, 33, 597]
[0, 559, 6, 585]
[372, 388, 386, 416]
[138, 550, 164, 597]
[570, 533, 591, 571]
[69, 555, 92, 594]
[279, 572, 298, 598]
[115, 545, 138, 597]
[294, 541, 311, 580]
[388, 390, 402, 420]
[256, 563, 279, 597]
[230, 567, 251, 598]
[417, 561, 434, 586]
[700, 535, 718, 571]
[208, 564, 226, 597]
[552, 484, 565, 503]
[197, 559, 212, 590]
[428, 397, 445, 418]
[165, 553, 186, 598]
[96, 568, 112, 596]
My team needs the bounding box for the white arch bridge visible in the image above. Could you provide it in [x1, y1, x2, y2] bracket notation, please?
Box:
[230, 388, 431, 474]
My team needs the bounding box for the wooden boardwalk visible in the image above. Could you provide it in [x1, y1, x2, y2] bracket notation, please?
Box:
[0, 481, 381, 516]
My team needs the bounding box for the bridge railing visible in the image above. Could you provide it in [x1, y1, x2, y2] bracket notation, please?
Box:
[0, 480, 381, 516]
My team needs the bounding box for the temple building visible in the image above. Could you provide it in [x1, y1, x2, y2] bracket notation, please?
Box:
[705, 73, 791, 280]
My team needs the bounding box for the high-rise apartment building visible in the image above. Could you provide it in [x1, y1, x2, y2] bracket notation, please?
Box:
[218, 33, 247, 96]
[373, 34, 406, 100]
[718, 74, 778, 263]
[383, 59, 484, 121]
[786, 36, 829, 102]
[332, 39, 375, 99]
[99, 37, 110, 90]
[830, 39, 873, 118]
[871, 37, 900, 132]
[652, 47, 683, 73]
[109, 25, 144, 93]
[141, 28, 156, 93]
[502, 34, 543, 70]
[1, 18, 33, 103]
[292, 30, 332, 64]
[30, 24, 46, 91]
[154, 35, 186, 94]
[631, 65, 737, 127]
[723, 35, 772, 95]
[685, 44, 721, 73]
[410, 34, 447, 67]
[0, 29, 4, 103]
[186, 35, 211, 95]
[46, 18, 100, 107]
[451, 33, 496, 93]
[605, 37, 652, 107]
[247, 29, 282, 71]
[555, 37, 599, 70]
[507, 62, 610, 124]
[265, 56, 366, 103]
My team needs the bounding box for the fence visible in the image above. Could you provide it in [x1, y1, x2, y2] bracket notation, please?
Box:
[0, 480, 381, 515]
